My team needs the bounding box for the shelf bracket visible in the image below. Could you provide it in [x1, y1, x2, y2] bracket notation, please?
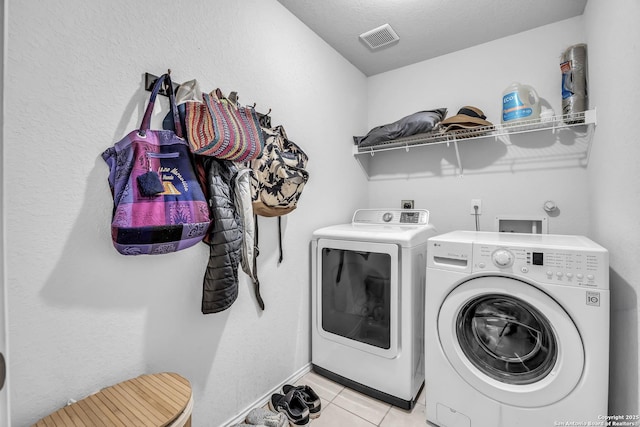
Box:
[453, 139, 463, 175]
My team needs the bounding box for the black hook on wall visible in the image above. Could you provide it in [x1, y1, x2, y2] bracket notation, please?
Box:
[144, 71, 181, 97]
[252, 103, 272, 116]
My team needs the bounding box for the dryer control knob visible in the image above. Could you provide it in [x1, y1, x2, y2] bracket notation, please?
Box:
[382, 212, 393, 222]
[492, 249, 514, 267]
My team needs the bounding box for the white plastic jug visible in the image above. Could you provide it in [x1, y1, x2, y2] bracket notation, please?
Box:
[501, 82, 541, 124]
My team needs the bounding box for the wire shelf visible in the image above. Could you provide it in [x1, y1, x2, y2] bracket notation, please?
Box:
[354, 109, 596, 155]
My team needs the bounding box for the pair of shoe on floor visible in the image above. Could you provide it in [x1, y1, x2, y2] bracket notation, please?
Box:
[268, 384, 321, 426]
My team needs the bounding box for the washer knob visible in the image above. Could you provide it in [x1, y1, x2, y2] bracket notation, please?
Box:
[382, 212, 393, 222]
[492, 249, 514, 267]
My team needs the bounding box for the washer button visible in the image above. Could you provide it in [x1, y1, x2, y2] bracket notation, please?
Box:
[478, 262, 486, 268]
[587, 274, 595, 281]
[546, 271, 553, 277]
[566, 273, 574, 279]
[577, 273, 584, 280]
[556, 272, 563, 278]
[521, 266, 529, 273]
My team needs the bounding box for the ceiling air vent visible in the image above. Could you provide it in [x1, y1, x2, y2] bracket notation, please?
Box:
[359, 24, 400, 50]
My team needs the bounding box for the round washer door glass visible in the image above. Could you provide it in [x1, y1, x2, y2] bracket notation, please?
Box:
[457, 294, 556, 385]
[438, 276, 584, 408]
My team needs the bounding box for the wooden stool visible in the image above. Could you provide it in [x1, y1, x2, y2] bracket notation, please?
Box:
[32, 372, 193, 427]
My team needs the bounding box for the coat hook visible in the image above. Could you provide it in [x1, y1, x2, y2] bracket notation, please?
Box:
[167, 69, 172, 75]
[144, 72, 181, 97]
[253, 102, 256, 108]
[267, 108, 272, 115]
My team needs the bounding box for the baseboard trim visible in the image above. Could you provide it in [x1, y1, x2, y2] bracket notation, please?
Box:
[220, 362, 312, 427]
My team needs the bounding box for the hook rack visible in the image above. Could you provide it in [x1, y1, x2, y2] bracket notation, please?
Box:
[144, 71, 181, 97]
[144, 71, 273, 118]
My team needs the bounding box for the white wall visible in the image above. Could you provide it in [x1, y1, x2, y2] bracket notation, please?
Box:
[584, 0, 640, 416]
[363, 18, 590, 236]
[4, 1, 367, 425]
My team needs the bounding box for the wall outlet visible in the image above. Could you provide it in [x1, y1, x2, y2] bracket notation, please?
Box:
[470, 199, 482, 215]
[401, 200, 414, 209]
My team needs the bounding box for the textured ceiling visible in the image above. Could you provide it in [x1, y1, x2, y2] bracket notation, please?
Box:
[277, 0, 588, 76]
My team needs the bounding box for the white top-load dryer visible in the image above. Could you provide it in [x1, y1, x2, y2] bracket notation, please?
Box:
[311, 209, 437, 409]
[425, 231, 609, 427]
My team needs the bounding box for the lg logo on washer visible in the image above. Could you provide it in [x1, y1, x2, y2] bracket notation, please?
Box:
[586, 291, 601, 307]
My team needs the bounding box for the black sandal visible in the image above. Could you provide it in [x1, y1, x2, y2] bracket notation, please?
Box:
[282, 384, 321, 419]
[268, 389, 310, 426]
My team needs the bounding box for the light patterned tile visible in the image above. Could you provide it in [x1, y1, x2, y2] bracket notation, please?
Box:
[310, 403, 377, 427]
[332, 387, 391, 425]
[296, 371, 344, 402]
[380, 403, 427, 427]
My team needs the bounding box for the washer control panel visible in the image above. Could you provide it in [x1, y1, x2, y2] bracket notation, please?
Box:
[473, 243, 608, 289]
[353, 209, 430, 225]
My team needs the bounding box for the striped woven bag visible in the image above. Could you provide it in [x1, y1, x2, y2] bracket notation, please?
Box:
[184, 89, 264, 161]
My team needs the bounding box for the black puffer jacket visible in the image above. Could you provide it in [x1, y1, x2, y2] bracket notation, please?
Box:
[201, 158, 242, 314]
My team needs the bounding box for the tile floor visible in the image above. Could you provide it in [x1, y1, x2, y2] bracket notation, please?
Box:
[288, 371, 427, 427]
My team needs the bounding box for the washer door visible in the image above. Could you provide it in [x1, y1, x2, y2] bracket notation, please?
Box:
[316, 239, 399, 359]
[438, 275, 584, 407]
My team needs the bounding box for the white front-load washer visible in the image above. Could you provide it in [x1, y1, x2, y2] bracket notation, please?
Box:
[311, 209, 437, 409]
[425, 231, 609, 427]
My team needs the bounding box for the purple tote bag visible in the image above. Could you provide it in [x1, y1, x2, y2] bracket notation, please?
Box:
[102, 74, 210, 255]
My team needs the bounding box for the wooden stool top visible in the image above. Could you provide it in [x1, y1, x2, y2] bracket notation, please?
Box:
[33, 372, 192, 427]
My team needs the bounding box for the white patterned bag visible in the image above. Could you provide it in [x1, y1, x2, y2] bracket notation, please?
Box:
[250, 125, 309, 217]
[249, 125, 309, 272]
